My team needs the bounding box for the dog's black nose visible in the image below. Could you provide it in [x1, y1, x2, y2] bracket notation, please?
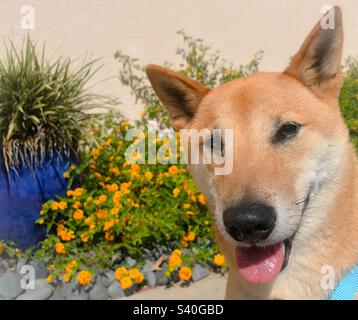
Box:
[223, 200, 276, 243]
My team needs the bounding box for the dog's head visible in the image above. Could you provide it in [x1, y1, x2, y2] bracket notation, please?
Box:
[147, 7, 350, 284]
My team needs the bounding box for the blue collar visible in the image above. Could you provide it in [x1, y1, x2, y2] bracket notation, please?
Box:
[328, 265, 358, 300]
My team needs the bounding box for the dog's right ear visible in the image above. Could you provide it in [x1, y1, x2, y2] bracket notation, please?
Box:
[146, 65, 210, 129]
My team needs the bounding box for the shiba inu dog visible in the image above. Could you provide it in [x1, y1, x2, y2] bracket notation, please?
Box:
[146, 6, 358, 299]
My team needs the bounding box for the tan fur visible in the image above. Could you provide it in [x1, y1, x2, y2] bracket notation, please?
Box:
[147, 6, 358, 299]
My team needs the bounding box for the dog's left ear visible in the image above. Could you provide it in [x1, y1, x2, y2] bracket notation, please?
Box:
[146, 65, 210, 129]
[284, 6, 343, 100]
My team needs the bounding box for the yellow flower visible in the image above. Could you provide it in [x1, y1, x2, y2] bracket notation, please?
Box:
[172, 188, 180, 197]
[120, 277, 132, 289]
[115, 267, 129, 281]
[63, 171, 70, 179]
[55, 243, 66, 254]
[67, 260, 78, 269]
[197, 71, 203, 78]
[58, 201, 68, 210]
[46, 275, 54, 283]
[38, 218, 44, 225]
[63, 273, 71, 282]
[214, 253, 225, 267]
[73, 209, 84, 221]
[183, 203, 191, 209]
[173, 249, 182, 256]
[51, 201, 59, 211]
[144, 171, 153, 180]
[94, 172, 102, 179]
[81, 233, 89, 243]
[105, 183, 119, 193]
[91, 148, 100, 158]
[198, 194, 206, 205]
[77, 270, 92, 286]
[0, 243, 5, 254]
[168, 165, 178, 175]
[178, 266, 192, 281]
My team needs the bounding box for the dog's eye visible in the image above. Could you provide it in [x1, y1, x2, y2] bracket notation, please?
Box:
[273, 122, 301, 144]
[204, 134, 224, 156]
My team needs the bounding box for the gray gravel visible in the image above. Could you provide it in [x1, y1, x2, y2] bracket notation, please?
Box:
[108, 282, 125, 299]
[16, 287, 53, 300]
[0, 272, 24, 299]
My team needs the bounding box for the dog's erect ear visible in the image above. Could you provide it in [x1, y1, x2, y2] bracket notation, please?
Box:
[284, 6, 343, 99]
[146, 65, 210, 129]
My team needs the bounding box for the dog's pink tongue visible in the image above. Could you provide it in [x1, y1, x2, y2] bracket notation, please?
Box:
[235, 243, 284, 284]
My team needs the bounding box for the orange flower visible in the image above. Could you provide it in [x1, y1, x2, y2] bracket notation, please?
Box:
[106, 183, 119, 193]
[0, 243, 5, 254]
[198, 194, 206, 205]
[168, 165, 178, 175]
[172, 188, 180, 197]
[55, 243, 66, 254]
[96, 209, 108, 219]
[169, 251, 182, 269]
[63, 172, 70, 179]
[183, 231, 195, 242]
[214, 253, 225, 267]
[110, 167, 120, 176]
[178, 266, 192, 281]
[58, 201, 68, 210]
[144, 171, 153, 180]
[105, 231, 115, 241]
[46, 275, 54, 283]
[120, 277, 132, 289]
[111, 207, 120, 215]
[73, 201, 82, 209]
[129, 268, 141, 280]
[115, 267, 129, 281]
[73, 209, 84, 221]
[77, 270, 92, 286]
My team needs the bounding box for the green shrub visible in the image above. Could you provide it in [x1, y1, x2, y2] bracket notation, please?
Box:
[0, 37, 101, 170]
[35, 113, 224, 285]
[341, 57, 358, 150]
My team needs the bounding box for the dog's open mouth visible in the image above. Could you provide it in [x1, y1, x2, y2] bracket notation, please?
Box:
[235, 238, 292, 284]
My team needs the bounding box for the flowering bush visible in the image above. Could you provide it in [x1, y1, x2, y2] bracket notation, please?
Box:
[34, 114, 226, 287]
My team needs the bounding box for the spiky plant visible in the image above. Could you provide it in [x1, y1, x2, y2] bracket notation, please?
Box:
[0, 37, 101, 171]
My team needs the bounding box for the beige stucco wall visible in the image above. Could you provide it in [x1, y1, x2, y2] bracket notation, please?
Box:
[0, 0, 357, 119]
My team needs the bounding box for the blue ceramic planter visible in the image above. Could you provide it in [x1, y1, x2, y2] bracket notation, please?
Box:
[0, 154, 73, 249]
